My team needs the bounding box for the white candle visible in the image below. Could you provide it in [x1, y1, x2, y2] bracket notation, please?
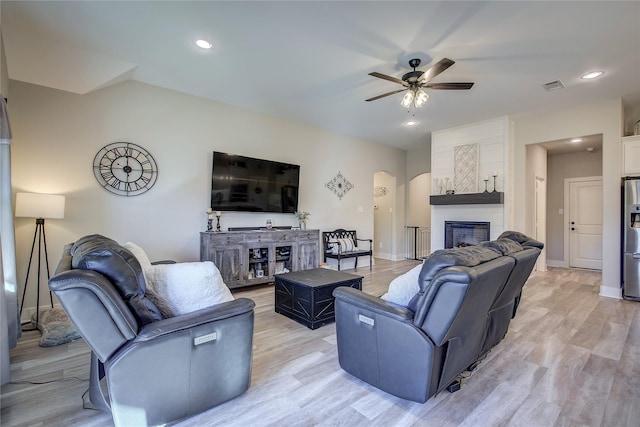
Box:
[216, 211, 222, 216]
[492, 171, 498, 177]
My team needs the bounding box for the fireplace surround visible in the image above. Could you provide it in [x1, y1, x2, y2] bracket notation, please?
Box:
[444, 221, 490, 248]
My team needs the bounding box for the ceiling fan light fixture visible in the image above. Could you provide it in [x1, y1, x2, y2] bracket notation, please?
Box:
[368, 57, 472, 108]
[414, 89, 429, 108]
[400, 90, 414, 108]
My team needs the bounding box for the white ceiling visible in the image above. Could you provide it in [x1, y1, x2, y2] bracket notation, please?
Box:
[2, 1, 639, 151]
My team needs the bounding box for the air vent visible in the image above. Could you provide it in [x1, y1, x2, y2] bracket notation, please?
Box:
[542, 80, 565, 91]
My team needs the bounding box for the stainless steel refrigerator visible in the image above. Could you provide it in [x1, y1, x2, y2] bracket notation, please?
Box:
[623, 177, 640, 300]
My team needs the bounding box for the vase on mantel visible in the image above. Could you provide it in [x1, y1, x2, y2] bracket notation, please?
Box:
[299, 221, 307, 230]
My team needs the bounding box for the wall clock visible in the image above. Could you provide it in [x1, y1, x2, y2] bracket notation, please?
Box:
[93, 142, 158, 196]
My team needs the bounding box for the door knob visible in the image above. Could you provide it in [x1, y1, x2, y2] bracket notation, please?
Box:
[571, 227, 576, 231]
[571, 221, 575, 225]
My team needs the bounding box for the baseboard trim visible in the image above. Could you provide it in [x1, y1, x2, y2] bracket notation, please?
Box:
[599, 286, 622, 300]
[546, 259, 566, 268]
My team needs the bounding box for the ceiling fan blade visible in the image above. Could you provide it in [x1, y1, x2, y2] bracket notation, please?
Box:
[424, 82, 474, 90]
[365, 89, 407, 102]
[417, 58, 455, 84]
[368, 72, 408, 86]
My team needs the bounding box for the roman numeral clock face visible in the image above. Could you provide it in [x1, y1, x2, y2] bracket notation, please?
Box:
[93, 142, 158, 196]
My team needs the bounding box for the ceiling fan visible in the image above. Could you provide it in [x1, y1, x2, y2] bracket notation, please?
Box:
[366, 58, 474, 108]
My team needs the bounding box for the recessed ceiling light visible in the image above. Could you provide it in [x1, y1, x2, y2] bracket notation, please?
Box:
[195, 39, 213, 49]
[581, 71, 604, 80]
[569, 138, 583, 143]
[404, 120, 419, 126]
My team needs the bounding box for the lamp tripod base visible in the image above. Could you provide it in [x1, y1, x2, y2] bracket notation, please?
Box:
[19, 218, 54, 332]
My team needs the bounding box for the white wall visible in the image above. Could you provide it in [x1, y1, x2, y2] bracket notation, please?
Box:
[9, 80, 407, 320]
[431, 116, 511, 251]
[512, 98, 623, 298]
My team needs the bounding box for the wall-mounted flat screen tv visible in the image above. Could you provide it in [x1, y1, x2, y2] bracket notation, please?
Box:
[211, 151, 300, 213]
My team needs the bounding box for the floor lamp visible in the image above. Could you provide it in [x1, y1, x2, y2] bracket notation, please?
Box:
[15, 192, 65, 332]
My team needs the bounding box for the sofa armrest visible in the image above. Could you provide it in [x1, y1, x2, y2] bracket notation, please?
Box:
[106, 297, 255, 426]
[333, 287, 414, 323]
[49, 269, 139, 361]
[136, 298, 255, 342]
[333, 287, 438, 403]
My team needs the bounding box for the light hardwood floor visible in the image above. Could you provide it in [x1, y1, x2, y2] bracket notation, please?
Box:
[2, 259, 639, 427]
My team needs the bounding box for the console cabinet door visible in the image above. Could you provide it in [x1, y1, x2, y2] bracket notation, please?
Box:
[200, 233, 245, 288]
[213, 245, 244, 288]
[297, 231, 320, 271]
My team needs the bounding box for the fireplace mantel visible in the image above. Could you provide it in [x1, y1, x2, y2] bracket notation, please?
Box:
[430, 192, 504, 205]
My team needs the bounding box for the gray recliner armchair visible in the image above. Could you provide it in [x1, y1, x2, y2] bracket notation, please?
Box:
[48, 235, 255, 426]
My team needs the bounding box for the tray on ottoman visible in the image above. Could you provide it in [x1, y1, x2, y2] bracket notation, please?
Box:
[274, 268, 363, 329]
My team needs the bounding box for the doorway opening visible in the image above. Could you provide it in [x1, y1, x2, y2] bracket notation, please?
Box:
[528, 134, 603, 271]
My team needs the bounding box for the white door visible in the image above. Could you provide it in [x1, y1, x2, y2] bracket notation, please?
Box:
[568, 178, 603, 270]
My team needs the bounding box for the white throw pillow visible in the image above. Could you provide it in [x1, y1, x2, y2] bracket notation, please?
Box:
[123, 242, 234, 317]
[381, 262, 423, 307]
[145, 261, 234, 317]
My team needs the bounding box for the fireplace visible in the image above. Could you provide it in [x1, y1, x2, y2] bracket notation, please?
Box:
[444, 221, 490, 248]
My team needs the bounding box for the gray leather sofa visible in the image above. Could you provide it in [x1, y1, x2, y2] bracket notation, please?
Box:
[48, 235, 255, 426]
[332, 231, 542, 403]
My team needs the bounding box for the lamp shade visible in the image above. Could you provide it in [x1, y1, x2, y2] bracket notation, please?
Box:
[15, 193, 65, 219]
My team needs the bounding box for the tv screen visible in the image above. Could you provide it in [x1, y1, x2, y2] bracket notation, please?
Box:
[211, 152, 300, 213]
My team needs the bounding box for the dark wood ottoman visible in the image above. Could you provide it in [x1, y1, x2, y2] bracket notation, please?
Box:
[274, 268, 363, 329]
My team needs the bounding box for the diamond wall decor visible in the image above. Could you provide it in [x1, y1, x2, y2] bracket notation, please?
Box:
[326, 171, 354, 200]
[454, 143, 479, 194]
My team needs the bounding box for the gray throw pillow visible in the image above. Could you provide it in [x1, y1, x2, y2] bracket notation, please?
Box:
[481, 238, 523, 255]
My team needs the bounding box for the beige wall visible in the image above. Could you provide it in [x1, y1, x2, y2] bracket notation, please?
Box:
[1, 28, 7, 96]
[624, 102, 640, 136]
[513, 98, 623, 298]
[9, 79, 407, 320]
[408, 173, 431, 228]
[406, 145, 431, 179]
[525, 143, 547, 271]
[373, 171, 395, 260]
